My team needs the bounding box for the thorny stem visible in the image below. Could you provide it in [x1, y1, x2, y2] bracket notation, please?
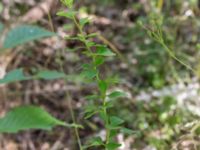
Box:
[72, 16, 111, 147]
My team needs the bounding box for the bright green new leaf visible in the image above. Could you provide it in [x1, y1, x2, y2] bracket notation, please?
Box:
[96, 46, 116, 57]
[0, 106, 66, 133]
[0, 69, 29, 84]
[57, 10, 77, 19]
[36, 70, 66, 80]
[60, 0, 73, 7]
[3, 25, 55, 49]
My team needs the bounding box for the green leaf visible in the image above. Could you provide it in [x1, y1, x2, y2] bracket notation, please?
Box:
[3, 25, 55, 49]
[96, 46, 116, 57]
[36, 70, 66, 80]
[80, 18, 90, 28]
[94, 57, 104, 66]
[98, 80, 107, 94]
[106, 142, 121, 150]
[60, 0, 73, 8]
[89, 137, 103, 146]
[0, 106, 66, 133]
[108, 91, 127, 99]
[0, 69, 29, 84]
[120, 127, 136, 135]
[81, 68, 97, 79]
[56, 10, 77, 19]
[110, 116, 124, 127]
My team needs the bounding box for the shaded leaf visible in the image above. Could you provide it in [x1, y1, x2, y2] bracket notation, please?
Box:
[36, 70, 66, 80]
[0, 69, 29, 84]
[0, 106, 66, 133]
[120, 127, 136, 135]
[108, 91, 127, 99]
[3, 25, 55, 49]
[110, 116, 124, 127]
[106, 142, 121, 150]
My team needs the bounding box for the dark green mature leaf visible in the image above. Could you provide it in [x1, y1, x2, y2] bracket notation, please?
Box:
[106, 142, 121, 150]
[3, 25, 55, 49]
[0, 69, 29, 84]
[98, 80, 107, 94]
[0, 106, 66, 133]
[36, 70, 66, 80]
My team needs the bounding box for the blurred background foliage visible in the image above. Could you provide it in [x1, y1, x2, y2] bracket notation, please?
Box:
[0, 0, 200, 149]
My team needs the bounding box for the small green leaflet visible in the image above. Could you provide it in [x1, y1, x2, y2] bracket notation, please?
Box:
[96, 46, 116, 57]
[36, 70, 66, 80]
[108, 91, 127, 99]
[0, 106, 67, 133]
[60, 0, 74, 8]
[0, 69, 29, 84]
[3, 25, 55, 49]
[57, 10, 77, 19]
[110, 116, 124, 127]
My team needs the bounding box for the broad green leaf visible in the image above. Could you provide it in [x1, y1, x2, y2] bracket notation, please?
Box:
[57, 10, 77, 19]
[108, 91, 127, 99]
[0, 69, 29, 84]
[0, 106, 66, 133]
[106, 142, 121, 150]
[96, 46, 116, 57]
[36, 70, 66, 80]
[3, 25, 55, 49]
[110, 116, 124, 127]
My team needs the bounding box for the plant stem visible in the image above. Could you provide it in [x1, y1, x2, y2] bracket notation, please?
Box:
[58, 49, 83, 150]
[72, 16, 111, 147]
